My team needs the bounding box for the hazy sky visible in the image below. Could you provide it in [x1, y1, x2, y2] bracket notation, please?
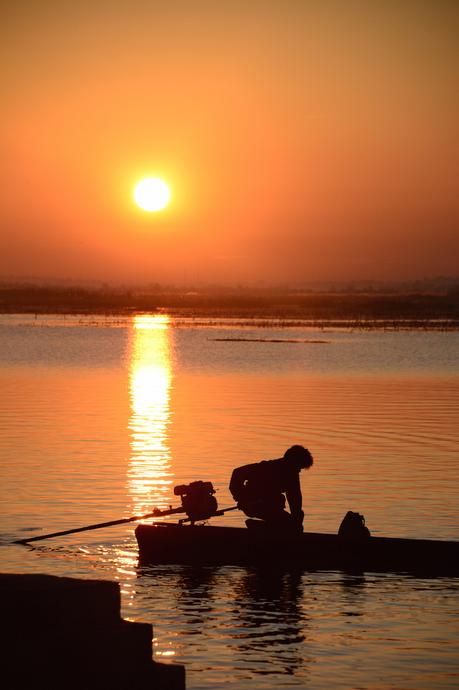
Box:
[1, 0, 458, 285]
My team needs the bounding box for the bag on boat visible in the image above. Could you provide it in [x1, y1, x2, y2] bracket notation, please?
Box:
[338, 511, 371, 539]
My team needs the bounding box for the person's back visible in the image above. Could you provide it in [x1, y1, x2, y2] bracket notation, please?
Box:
[229, 445, 313, 531]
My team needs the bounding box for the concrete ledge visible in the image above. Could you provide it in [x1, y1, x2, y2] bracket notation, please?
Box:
[1, 573, 185, 690]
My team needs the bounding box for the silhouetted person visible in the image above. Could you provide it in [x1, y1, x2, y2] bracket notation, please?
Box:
[229, 445, 313, 532]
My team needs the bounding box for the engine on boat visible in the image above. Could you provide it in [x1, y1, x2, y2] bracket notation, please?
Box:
[174, 481, 218, 522]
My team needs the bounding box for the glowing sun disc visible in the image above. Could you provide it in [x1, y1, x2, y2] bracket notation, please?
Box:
[134, 178, 171, 212]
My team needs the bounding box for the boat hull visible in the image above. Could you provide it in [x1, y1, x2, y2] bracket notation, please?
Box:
[135, 523, 459, 576]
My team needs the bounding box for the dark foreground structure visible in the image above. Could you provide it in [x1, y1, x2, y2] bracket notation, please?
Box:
[1, 573, 185, 690]
[136, 523, 459, 576]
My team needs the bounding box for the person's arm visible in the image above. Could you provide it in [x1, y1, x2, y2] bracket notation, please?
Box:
[285, 473, 304, 525]
[229, 464, 251, 502]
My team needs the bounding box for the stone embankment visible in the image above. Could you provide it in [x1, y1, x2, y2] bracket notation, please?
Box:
[1, 573, 185, 690]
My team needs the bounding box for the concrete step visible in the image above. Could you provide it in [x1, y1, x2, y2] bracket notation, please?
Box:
[1, 572, 186, 689]
[1, 573, 121, 625]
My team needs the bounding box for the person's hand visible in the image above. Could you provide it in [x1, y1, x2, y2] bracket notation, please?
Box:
[293, 510, 304, 531]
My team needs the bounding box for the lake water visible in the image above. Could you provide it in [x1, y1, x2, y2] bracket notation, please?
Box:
[1, 314, 458, 689]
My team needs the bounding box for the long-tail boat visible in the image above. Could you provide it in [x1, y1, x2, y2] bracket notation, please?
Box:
[14, 479, 457, 576]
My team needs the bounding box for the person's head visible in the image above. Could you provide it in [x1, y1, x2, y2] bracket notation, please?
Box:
[283, 445, 313, 471]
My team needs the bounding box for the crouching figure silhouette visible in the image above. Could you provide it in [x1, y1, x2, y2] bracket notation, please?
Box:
[229, 445, 313, 532]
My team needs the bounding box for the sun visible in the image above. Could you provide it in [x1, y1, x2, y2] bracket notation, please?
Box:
[134, 177, 171, 212]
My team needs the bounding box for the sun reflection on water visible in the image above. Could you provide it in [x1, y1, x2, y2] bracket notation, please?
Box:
[128, 314, 174, 515]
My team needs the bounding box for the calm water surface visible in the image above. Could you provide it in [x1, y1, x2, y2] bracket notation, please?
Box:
[1, 314, 458, 689]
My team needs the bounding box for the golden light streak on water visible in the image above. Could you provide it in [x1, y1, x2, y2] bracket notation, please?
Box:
[127, 314, 174, 516]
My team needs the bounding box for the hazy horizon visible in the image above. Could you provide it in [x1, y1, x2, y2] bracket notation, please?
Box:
[2, 1, 458, 285]
[1, 271, 458, 287]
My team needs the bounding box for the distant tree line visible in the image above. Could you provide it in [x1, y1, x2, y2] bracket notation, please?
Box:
[0, 284, 458, 325]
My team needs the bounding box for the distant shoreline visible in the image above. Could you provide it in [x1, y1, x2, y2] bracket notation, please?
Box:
[1, 285, 458, 330]
[1, 313, 458, 332]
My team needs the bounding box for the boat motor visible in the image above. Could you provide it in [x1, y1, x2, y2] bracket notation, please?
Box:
[174, 481, 218, 522]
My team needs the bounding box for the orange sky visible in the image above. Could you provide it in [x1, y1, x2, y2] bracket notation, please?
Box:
[1, 1, 458, 285]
